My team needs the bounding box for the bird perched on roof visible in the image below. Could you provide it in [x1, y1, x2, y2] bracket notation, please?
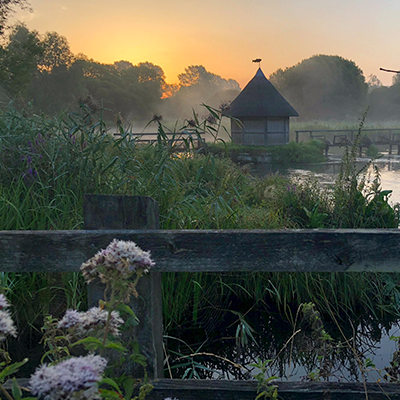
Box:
[252, 58, 262, 67]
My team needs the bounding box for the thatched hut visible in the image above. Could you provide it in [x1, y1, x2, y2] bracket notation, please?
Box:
[228, 68, 298, 146]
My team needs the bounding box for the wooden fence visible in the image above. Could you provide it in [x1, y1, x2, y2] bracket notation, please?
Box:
[295, 128, 400, 156]
[113, 130, 205, 149]
[2, 194, 400, 399]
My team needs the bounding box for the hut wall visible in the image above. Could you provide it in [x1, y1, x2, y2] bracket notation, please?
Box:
[231, 119, 245, 145]
[265, 117, 289, 145]
[231, 117, 290, 146]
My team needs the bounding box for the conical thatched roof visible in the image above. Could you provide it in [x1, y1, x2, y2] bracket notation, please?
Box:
[228, 68, 298, 117]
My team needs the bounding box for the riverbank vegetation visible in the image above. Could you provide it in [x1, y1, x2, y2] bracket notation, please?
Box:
[1, 104, 400, 381]
[207, 140, 327, 164]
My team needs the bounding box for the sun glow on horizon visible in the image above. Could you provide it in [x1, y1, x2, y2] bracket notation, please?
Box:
[10, 0, 400, 87]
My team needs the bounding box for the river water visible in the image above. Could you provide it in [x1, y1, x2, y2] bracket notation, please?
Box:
[243, 152, 400, 382]
[251, 153, 400, 205]
[167, 146, 400, 382]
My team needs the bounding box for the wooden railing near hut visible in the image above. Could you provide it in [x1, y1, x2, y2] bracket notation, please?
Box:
[113, 129, 206, 149]
[295, 128, 400, 155]
[2, 194, 400, 399]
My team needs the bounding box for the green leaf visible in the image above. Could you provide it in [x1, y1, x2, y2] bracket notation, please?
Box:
[99, 388, 122, 399]
[122, 377, 135, 400]
[100, 378, 122, 393]
[11, 378, 22, 400]
[0, 358, 28, 382]
[105, 342, 127, 352]
[168, 362, 192, 370]
[131, 341, 140, 354]
[129, 353, 147, 367]
[124, 315, 139, 328]
[116, 303, 135, 317]
[72, 337, 105, 351]
[255, 391, 267, 400]
[365, 358, 376, 368]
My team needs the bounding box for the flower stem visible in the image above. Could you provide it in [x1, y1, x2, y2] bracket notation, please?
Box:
[0, 384, 14, 400]
[102, 287, 116, 346]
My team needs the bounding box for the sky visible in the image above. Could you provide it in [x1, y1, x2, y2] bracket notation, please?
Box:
[10, 0, 400, 88]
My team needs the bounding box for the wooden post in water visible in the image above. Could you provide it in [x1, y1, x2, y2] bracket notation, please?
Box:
[83, 194, 163, 379]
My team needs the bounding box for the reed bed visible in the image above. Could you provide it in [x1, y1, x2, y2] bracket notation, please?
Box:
[1, 105, 400, 375]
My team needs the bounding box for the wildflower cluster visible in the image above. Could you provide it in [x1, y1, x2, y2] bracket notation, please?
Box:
[0, 294, 17, 341]
[58, 307, 124, 338]
[80, 239, 155, 301]
[30, 355, 107, 400]
[1, 239, 156, 400]
[81, 239, 154, 282]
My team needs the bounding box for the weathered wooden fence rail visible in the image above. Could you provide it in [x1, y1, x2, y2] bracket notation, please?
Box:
[2, 194, 400, 399]
[2, 228, 400, 273]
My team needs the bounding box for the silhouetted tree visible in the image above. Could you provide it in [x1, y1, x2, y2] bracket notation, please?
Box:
[0, 24, 239, 122]
[0, 0, 30, 34]
[270, 55, 368, 120]
[178, 65, 240, 91]
[367, 80, 400, 120]
[38, 31, 73, 72]
[392, 74, 400, 86]
[162, 65, 240, 119]
[114, 60, 133, 72]
[366, 74, 382, 89]
[0, 23, 42, 98]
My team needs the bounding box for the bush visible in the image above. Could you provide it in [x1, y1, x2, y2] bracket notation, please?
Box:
[207, 140, 326, 164]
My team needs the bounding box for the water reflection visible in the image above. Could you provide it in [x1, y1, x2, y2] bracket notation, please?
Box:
[250, 154, 400, 205]
[165, 302, 400, 382]
[166, 154, 400, 382]
[168, 151, 400, 381]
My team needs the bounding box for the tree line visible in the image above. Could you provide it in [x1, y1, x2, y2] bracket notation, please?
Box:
[1, 23, 400, 123]
[0, 23, 240, 123]
[269, 54, 400, 121]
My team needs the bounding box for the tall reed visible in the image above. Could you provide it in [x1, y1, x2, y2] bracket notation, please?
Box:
[1, 104, 400, 374]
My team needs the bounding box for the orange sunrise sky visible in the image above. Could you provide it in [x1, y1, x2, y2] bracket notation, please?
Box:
[11, 0, 400, 88]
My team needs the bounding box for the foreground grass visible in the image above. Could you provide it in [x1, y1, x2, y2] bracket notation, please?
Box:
[1, 105, 400, 375]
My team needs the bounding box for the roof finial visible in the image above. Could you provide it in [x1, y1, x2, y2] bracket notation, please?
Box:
[252, 58, 262, 68]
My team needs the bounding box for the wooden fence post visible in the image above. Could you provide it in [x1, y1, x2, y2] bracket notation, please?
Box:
[83, 194, 163, 379]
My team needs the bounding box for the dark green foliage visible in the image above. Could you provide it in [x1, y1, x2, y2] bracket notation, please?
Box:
[368, 82, 400, 121]
[270, 55, 368, 120]
[207, 140, 326, 164]
[1, 106, 400, 378]
[0, 24, 241, 123]
[0, 23, 42, 99]
[365, 144, 381, 159]
[28, 56, 167, 120]
[268, 140, 326, 164]
[38, 31, 73, 72]
[332, 112, 400, 228]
